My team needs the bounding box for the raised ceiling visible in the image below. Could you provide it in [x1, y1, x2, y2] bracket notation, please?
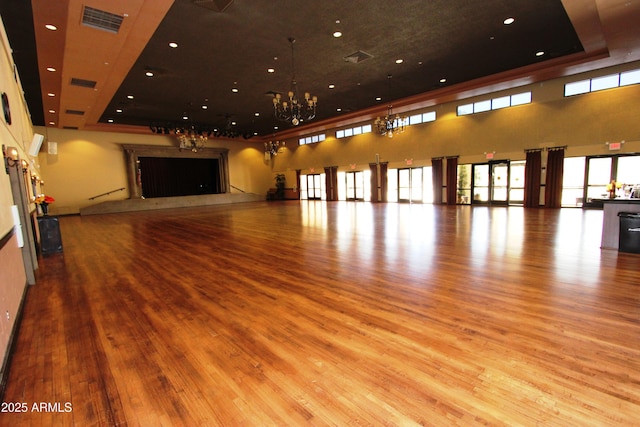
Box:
[2, 0, 640, 141]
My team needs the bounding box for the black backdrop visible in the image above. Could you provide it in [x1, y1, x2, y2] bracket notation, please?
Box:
[139, 157, 221, 198]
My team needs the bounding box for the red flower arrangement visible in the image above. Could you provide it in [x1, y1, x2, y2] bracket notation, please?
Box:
[34, 194, 55, 215]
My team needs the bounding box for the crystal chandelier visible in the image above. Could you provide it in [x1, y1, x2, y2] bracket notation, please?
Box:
[272, 37, 318, 126]
[264, 140, 285, 161]
[177, 127, 207, 152]
[374, 105, 408, 138]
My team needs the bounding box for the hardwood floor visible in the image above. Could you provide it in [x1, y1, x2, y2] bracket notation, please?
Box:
[1, 202, 639, 426]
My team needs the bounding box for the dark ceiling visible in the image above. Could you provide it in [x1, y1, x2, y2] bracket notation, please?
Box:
[1, 0, 587, 138]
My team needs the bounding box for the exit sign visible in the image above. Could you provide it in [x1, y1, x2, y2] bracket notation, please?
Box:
[609, 142, 622, 150]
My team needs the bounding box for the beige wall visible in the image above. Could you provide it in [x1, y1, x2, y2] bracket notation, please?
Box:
[269, 62, 640, 176]
[34, 62, 640, 214]
[0, 17, 33, 376]
[35, 128, 273, 215]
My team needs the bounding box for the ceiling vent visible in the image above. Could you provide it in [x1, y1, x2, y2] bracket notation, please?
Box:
[344, 51, 373, 64]
[70, 77, 97, 89]
[192, 0, 234, 12]
[81, 6, 124, 33]
[65, 109, 85, 116]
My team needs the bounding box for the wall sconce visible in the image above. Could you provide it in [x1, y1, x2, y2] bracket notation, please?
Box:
[3, 144, 19, 174]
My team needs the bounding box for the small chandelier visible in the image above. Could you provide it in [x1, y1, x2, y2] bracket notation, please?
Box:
[264, 140, 285, 161]
[177, 126, 207, 152]
[272, 37, 318, 126]
[374, 105, 407, 138]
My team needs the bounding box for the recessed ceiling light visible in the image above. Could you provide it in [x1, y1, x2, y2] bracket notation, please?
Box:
[328, 84, 335, 89]
[336, 108, 342, 112]
[231, 121, 237, 126]
[536, 51, 545, 57]
[48, 121, 55, 125]
[504, 17, 515, 25]
[48, 109, 55, 113]
[440, 78, 447, 83]
[127, 95, 134, 99]
[116, 109, 123, 113]
[333, 19, 342, 37]
[46, 67, 56, 72]
[183, 115, 189, 120]
[254, 112, 260, 116]
[375, 96, 382, 101]
[108, 119, 114, 123]
[267, 68, 275, 73]
[145, 71, 154, 77]
[47, 93, 55, 97]
[201, 105, 208, 109]
[168, 42, 178, 48]
[395, 59, 404, 64]
[273, 126, 279, 130]
[232, 87, 239, 93]
[45, 24, 57, 31]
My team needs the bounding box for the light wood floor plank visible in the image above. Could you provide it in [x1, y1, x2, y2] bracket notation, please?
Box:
[1, 202, 639, 426]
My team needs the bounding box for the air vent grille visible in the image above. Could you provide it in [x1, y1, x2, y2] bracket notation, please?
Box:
[344, 51, 373, 63]
[70, 77, 97, 89]
[65, 109, 85, 116]
[82, 6, 124, 33]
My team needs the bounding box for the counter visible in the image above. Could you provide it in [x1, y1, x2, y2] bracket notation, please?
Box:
[600, 199, 640, 250]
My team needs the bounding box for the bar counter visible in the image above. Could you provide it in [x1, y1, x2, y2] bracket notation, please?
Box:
[600, 198, 640, 250]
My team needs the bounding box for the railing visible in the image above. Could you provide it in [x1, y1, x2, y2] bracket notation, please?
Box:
[88, 187, 125, 200]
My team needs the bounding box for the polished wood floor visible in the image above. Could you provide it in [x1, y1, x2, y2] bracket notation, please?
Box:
[1, 202, 639, 426]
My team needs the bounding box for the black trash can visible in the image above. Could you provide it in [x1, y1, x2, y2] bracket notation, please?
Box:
[618, 212, 640, 254]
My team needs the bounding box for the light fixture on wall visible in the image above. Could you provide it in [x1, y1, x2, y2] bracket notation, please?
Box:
[3, 144, 19, 174]
[272, 37, 318, 126]
[373, 75, 407, 138]
[264, 140, 285, 161]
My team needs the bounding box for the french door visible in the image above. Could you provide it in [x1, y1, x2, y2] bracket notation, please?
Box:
[397, 168, 423, 203]
[306, 174, 322, 200]
[345, 171, 365, 201]
[472, 160, 510, 205]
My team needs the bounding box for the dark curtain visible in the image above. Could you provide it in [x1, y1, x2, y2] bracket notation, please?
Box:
[369, 163, 379, 202]
[296, 169, 301, 199]
[432, 158, 443, 204]
[139, 157, 220, 198]
[523, 149, 542, 208]
[545, 148, 565, 208]
[324, 166, 339, 201]
[446, 157, 458, 205]
[379, 162, 388, 202]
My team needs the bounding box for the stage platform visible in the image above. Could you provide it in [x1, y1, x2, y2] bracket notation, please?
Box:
[79, 192, 264, 216]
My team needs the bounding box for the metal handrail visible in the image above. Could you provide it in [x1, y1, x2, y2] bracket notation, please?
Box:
[88, 187, 125, 200]
[230, 185, 246, 193]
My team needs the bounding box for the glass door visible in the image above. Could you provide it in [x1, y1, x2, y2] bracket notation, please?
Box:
[397, 168, 423, 203]
[491, 161, 509, 205]
[307, 174, 322, 200]
[472, 160, 510, 205]
[345, 171, 365, 201]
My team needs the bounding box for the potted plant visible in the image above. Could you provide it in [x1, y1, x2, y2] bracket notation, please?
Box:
[275, 174, 286, 200]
